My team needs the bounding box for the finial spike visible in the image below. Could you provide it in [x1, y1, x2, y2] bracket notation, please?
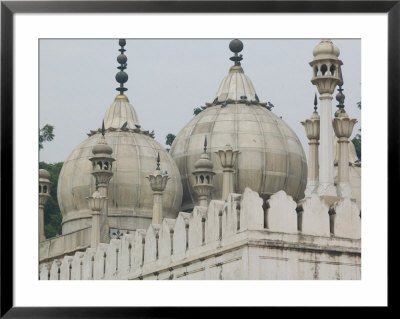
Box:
[204, 136, 207, 153]
[229, 39, 244, 66]
[101, 120, 105, 136]
[156, 153, 160, 170]
[116, 39, 128, 95]
[314, 93, 318, 112]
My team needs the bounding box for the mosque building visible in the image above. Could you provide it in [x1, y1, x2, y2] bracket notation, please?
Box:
[39, 39, 361, 280]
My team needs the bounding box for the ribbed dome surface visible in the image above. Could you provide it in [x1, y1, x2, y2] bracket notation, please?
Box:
[170, 103, 307, 211]
[216, 66, 257, 102]
[58, 96, 183, 234]
[103, 96, 139, 130]
[312, 39, 340, 59]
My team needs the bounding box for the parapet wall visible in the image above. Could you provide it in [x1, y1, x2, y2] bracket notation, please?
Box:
[39, 188, 361, 280]
[39, 227, 91, 263]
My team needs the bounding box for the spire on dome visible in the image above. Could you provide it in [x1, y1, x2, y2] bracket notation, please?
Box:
[335, 69, 346, 117]
[116, 39, 128, 96]
[214, 39, 259, 103]
[229, 39, 244, 67]
[156, 153, 160, 171]
[314, 93, 318, 112]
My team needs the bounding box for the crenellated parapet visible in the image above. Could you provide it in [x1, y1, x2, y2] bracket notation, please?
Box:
[40, 187, 361, 280]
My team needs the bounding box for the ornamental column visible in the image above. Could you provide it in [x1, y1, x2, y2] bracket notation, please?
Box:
[301, 94, 320, 196]
[39, 169, 52, 242]
[89, 122, 115, 243]
[309, 39, 343, 196]
[86, 189, 107, 248]
[332, 79, 357, 197]
[146, 153, 170, 224]
[193, 137, 215, 207]
[215, 144, 239, 200]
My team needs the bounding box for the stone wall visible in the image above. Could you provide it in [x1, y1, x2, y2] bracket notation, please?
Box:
[39, 188, 361, 280]
[39, 227, 91, 263]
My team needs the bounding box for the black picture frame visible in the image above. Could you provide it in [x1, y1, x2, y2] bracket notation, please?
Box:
[1, 0, 396, 317]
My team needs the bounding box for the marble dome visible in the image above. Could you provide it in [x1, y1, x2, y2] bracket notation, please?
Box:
[58, 95, 183, 234]
[170, 40, 307, 211]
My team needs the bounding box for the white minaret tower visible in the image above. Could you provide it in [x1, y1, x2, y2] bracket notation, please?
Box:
[146, 153, 170, 224]
[332, 76, 357, 197]
[301, 94, 320, 196]
[89, 121, 115, 243]
[193, 137, 215, 207]
[39, 169, 52, 242]
[309, 39, 343, 196]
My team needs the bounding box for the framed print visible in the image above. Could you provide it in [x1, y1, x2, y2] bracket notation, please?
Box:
[1, 0, 396, 317]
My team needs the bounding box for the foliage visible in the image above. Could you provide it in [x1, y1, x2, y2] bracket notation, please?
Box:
[351, 133, 361, 160]
[351, 100, 361, 160]
[39, 161, 63, 238]
[193, 107, 203, 116]
[165, 133, 176, 147]
[39, 124, 55, 150]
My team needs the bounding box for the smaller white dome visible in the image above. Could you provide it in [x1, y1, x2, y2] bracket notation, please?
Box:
[215, 66, 257, 102]
[313, 39, 340, 59]
[92, 136, 113, 155]
[194, 153, 214, 171]
[103, 95, 139, 130]
[39, 169, 51, 180]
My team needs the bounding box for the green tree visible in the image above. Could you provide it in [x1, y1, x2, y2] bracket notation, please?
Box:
[351, 133, 361, 160]
[39, 161, 63, 238]
[193, 107, 203, 116]
[39, 124, 55, 150]
[166, 133, 176, 147]
[351, 101, 361, 160]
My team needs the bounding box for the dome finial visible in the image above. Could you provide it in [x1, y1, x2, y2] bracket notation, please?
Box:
[101, 120, 105, 136]
[229, 39, 243, 66]
[314, 93, 318, 112]
[116, 39, 128, 95]
[156, 152, 160, 170]
[335, 69, 346, 117]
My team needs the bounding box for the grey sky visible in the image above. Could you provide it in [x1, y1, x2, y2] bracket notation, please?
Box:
[39, 38, 361, 163]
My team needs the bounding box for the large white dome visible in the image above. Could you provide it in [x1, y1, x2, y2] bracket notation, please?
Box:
[170, 51, 307, 211]
[58, 96, 183, 234]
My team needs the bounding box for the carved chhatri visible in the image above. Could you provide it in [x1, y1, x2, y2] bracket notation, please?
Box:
[301, 94, 320, 196]
[310, 39, 343, 196]
[147, 154, 170, 224]
[193, 137, 215, 207]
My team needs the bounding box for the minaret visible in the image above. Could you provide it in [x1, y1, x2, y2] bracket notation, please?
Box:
[309, 39, 343, 196]
[332, 75, 357, 197]
[146, 153, 170, 224]
[215, 144, 239, 200]
[89, 121, 115, 243]
[301, 94, 320, 196]
[39, 169, 51, 242]
[86, 186, 107, 248]
[193, 137, 215, 207]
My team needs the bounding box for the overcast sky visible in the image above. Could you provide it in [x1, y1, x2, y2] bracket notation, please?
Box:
[39, 38, 361, 163]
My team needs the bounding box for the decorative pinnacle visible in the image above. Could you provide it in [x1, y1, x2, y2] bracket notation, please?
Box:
[204, 136, 207, 153]
[229, 39, 243, 66]
[115, 39, 128, 95]
[101, 120, 105, 136]
[156, 153, 160, 170]
[335, 70, 346, 117]
[313, 93, 318, 112]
